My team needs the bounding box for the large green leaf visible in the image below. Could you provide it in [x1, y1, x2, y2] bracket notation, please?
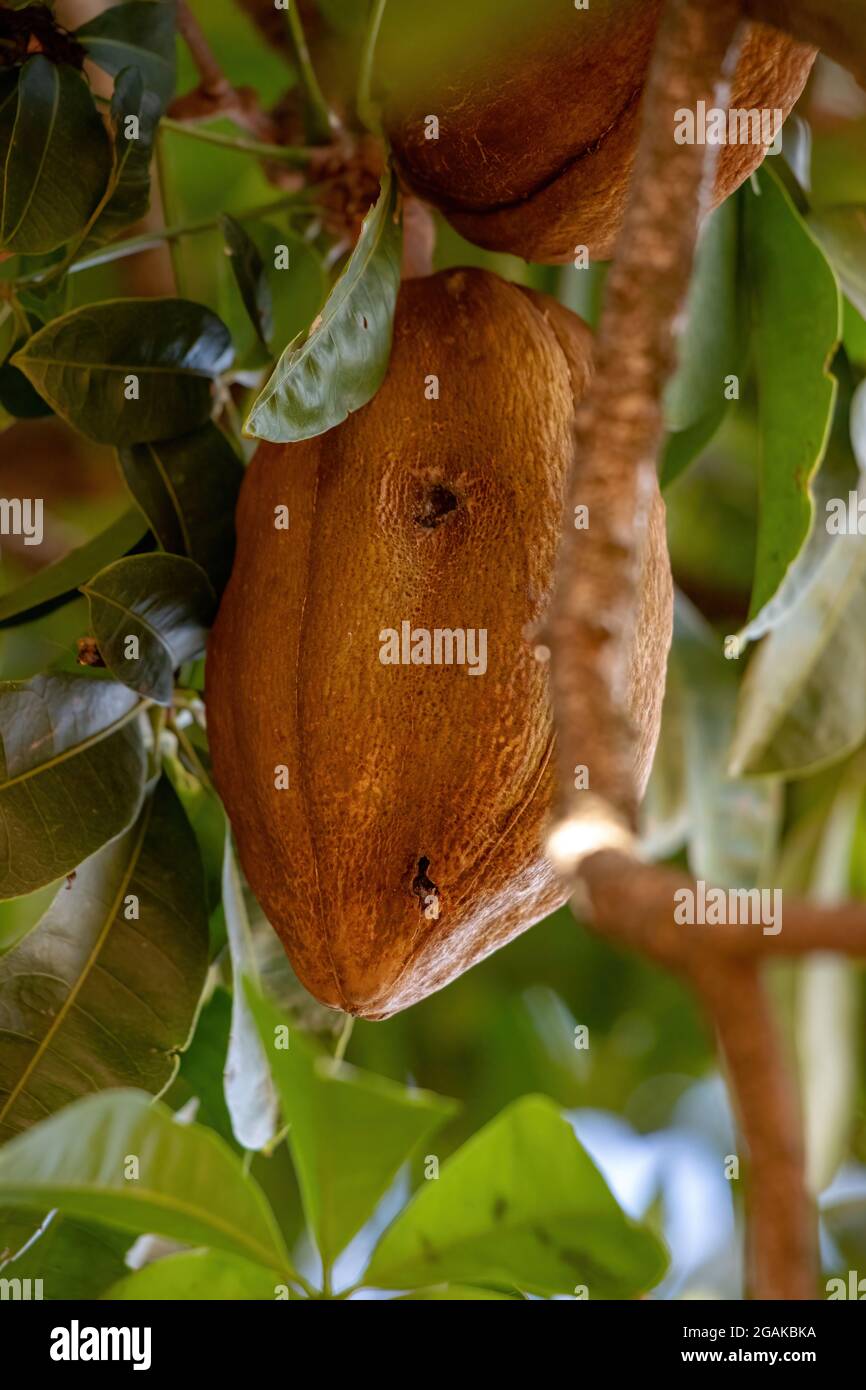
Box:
[744, 167, 841, 617]
[222, 842, 279, 1153]
[0, 776, 208, 1140]
[0, 1089, 292, 1273]
[0, 56, 111, 254]
[76, 0, 178, 108]
[82, 554, 215, 705]
[737, 355, 861, 646]
[0, 508, 149, 628]
[11, 299, 232, 445]
[364, 1094, 667, 1297]
[118, 423, 244, 594]
[86, 66, 161, 248]
[103, 1248, 285, 1300]
[0, 674, 146, 899]
[246, 168, 402, 442]
[247, 983, 456, 1268]
[0, 1210, 130, 1300]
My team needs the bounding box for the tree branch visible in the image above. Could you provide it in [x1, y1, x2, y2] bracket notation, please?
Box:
[548, 0, 743, 830]
[576, 850, 866, 963]
[694, 959, 816, 1299]
[177, 0, 231, 99]
[545, 0, 830, 1302]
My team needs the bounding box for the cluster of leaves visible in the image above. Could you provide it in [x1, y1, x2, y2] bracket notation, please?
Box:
[0, 980, 666, 1299]
[646, 137, 866, 1241]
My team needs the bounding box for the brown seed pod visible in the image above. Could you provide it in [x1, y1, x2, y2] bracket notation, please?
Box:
[206, 269, 672, 1018]
[382, 2, 815, 262]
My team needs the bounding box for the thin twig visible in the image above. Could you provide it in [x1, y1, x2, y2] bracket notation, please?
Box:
[334, 1016, 354, 1063]
[357, 0, 388, 135]
[36, 191, 319, 279]
[177, 0, 232, 98]
[284, 0, 339, 141]
[160, 115, 314, 164]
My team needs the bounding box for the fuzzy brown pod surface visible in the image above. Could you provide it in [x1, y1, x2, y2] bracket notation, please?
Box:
[381, 0, 815, 262]
[207, 269, 672, 1018]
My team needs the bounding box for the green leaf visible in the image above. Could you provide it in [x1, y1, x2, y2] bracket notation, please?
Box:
[744, 166, 841, 617]
[0, 674, 146, 899]
[222, 842, 279, 1152]
[730, 516, 866, 778]
[668, 595, 780, 883]
[177, 986, 235, 1147]
[117, 423, 244, 594]
[77, 0, 178, 108]
[246, 167, 402, 442]
[82, 554, 215, 705]
[0, 508, 148, 628]
[365, 1094, 667, 1298]
[0, 1089, 292, 1273]
[0, 1210, 130, 1300]
[247, 982, 456, 1268]
[731, 382, 866, 777]
[102, 1248, 285, 1300]
[660, 405, 727, 492]
[795, 773, 861, 1192]
[0, 880, 59, 956]
[0, 776, 208, 1140]
[87, 65, 161, 248]
[11, 298, 233, 445]
[810, 206, 866, 322]
[1, 56, 111, 254]
[164, 754, 225, 918]
[221, 214, 272, 348]
[738, 352, 861, 646]
[664, 196, 741, 434]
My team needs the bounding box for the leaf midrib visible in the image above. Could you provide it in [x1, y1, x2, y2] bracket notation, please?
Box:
[0, 699, 141, 793]
[0, 1179, 287, 1274]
